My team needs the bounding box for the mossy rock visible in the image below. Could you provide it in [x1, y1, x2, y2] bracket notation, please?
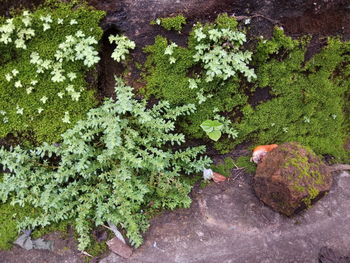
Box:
[253, 142, 332, 216]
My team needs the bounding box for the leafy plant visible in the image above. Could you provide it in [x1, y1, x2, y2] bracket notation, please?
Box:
[151, 15, 186, 31]
[0, 2, 105, 143]
[200, 120, 223, 141]
[108, 34, 135, 62]
[0, 78, 211, 251]
[143, 14, 249, 147]
[191, 14, 256, 82]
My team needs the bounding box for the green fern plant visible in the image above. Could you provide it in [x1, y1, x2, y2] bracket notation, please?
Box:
[0, 78, 211, 250]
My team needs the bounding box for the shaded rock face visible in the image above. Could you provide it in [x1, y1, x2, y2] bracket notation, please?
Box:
[253, 142, 332, 216]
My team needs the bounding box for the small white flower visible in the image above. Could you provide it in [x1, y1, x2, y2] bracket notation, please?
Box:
[0, 110, 6, 115]
[70, 19, 78, 25]
[70, 91, 81, 101]
[37, 107, 44, 114]
[65, 35, 75, 43]
[3, 117, 9, 123]
[62, 111, 70, 123]
[282, 127, 288, 133]
[22, 16, 32, 27]
[67, 72, 77, 81]
[14, 80, 22, 88]
[40, 96, 48, 104]
[303, 116, 311, 123]
[5, 73, 12, 82]
[16, 105, 24, 115]
[43, 23, 51, 31]
[26, 87, 34, 94]
[75, 30, 85, 38]
[244, 18, 251, 25]
[271, 123, 276, 127]
[331, 114, 337, 119]
[212, 107, 219, 113]
[30, 80, 38, 85]
[12, 69, 19, 76]
[57, 92, 64, 98]
[40, 15, 52, 23]
[188, 79, 198, 90]
[57, 18, 64, 25]
[169, 57, 176, 64]
[155, 18, 161, 25]
[66, 85, 75, 93]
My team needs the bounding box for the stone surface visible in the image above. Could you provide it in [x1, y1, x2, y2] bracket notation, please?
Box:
[107, 238, 133, 259]
[100, 171, 350, 263]
[253, 142, 332, 216]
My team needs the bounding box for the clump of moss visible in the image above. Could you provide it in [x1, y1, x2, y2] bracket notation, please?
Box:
[144, 16, 350, 160]
[151, 15, 186, 31]
[0, 1, 105, 144]
[143, 14, 249, 150]
[234, 29, 350, 162]
[0, 202, 41, 250]
[281, 142, 329, 207]
[235, 156, 256, 174]
[211, 157, 235, 177]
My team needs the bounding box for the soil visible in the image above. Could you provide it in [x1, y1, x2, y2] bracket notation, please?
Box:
[0, 0, 349, 262]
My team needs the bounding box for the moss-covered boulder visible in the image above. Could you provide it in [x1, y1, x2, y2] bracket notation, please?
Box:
[253, 142, 332, 216]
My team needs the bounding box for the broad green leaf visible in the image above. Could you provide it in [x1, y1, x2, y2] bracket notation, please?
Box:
[208, 130, 221, 141]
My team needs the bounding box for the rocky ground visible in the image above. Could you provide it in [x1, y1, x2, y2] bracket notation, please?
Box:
[100, 170, 350, 263]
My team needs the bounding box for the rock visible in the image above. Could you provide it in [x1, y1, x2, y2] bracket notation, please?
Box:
[107, 237, 133, 259]
[318, 247, 350, 263]
[253, 142, 332, 216]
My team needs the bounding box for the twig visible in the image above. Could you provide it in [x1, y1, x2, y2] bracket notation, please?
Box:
[231, 170, 243, 182]
[80, 251, 93, 257]
[102, 224, 113, 231]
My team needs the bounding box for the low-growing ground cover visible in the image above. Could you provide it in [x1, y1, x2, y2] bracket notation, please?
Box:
[235, 29, 350, 162]
[0, 1, 349, 260]
[0, 1, 104, 143]
[143, 16, 350, 162]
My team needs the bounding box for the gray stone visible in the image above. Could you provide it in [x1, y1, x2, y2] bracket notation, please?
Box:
[107, 238, 133, 259]
[100, 171, 350, 263]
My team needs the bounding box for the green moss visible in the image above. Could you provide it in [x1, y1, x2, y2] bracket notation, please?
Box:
[84, 229, 113, 259]
[235, 156, 256, 174]
[234, 29, 350, 161]
[143, 15, 249, 149]
[211, 157, 235, 177]
[144, 18, 350, 159]
[0, 202, 41, 250]
[282, 143, 326, 207]
[151, 15, 186, 31]
[31, 220, 72, 240]
[0, 1, 105, 144]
